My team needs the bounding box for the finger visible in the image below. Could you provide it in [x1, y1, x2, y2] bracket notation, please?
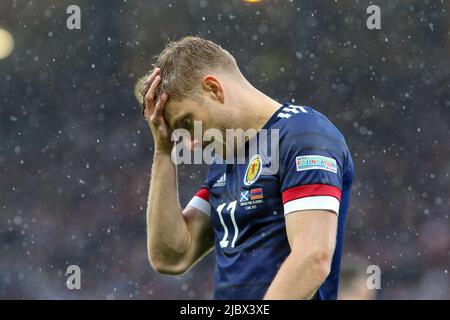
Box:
[146, 68, 160, 86]
[154, 92, 168, 118]
[141, 68, 161, 118]
[147, 75, 161, 101]
[150, 94, 167, 125]
[144, 75, 161, 113]
[149, 92, 167, 125]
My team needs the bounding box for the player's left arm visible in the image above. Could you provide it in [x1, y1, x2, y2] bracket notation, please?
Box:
[264, 209, 337, 300]
[264, 115, 349, 299]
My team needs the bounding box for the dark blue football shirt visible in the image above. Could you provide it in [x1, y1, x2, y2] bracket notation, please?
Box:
[187, 103, 354, 300]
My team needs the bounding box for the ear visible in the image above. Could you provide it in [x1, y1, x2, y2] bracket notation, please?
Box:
[202, 75, 225, 103]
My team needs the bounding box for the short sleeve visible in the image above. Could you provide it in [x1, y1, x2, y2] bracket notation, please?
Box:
[279, 131, 345, 216]
[186, 187, 211, 216]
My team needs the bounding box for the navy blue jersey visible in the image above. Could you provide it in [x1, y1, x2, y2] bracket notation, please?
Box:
[187, 103, 354, 300]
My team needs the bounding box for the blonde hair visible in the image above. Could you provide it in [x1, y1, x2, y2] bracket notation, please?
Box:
[141, 36, 239, 103]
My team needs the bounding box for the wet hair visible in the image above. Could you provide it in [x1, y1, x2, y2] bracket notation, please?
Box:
[140, 36, 239, 116]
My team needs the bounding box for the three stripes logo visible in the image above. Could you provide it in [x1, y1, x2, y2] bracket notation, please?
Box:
[277, 105, 308, 119]
[213, 173, 226, 188]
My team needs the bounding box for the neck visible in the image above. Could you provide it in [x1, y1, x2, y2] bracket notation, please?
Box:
[218, 84, 281, 161]
[234, 85, 281, 132]
[214, 78, 282, 161]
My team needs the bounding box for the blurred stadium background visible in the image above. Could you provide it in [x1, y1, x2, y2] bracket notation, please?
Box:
[0, 0, 449, 299]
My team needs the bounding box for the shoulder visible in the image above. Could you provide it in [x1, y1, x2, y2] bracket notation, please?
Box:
[274, 105, 347, 148]
[270, 104, 352, 174]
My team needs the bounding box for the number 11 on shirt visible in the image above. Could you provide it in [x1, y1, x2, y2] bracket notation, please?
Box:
[216, 201, 238, 248]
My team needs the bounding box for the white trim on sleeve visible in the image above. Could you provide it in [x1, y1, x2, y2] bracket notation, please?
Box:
[186, 196, 211, 216]
[284, 196, 340, 216]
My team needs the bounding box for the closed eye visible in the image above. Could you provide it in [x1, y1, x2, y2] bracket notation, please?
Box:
[170, 113, 194, 131]
[180, 118, 192, 130]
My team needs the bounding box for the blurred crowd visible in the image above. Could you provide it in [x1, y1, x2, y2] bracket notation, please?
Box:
[0, 0, 449, 299]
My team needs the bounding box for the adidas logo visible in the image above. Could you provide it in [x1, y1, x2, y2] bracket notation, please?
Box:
[277, 105, 308, 118]
[213, 174, 226, 188]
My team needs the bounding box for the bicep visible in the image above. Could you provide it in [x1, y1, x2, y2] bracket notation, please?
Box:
[179, 205, 214, 268]
[183, 187, 214, 252]
[285, 210, 338, 254]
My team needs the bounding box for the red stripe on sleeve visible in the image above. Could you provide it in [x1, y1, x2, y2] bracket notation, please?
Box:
[282, 184, 341, 204]
[195, 188, 210, 201]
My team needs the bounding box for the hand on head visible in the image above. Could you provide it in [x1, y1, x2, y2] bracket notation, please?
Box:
[141, 68, 173, 155]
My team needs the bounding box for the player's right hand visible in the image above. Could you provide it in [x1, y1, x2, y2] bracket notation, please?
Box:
[143, 68, 173, 155]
